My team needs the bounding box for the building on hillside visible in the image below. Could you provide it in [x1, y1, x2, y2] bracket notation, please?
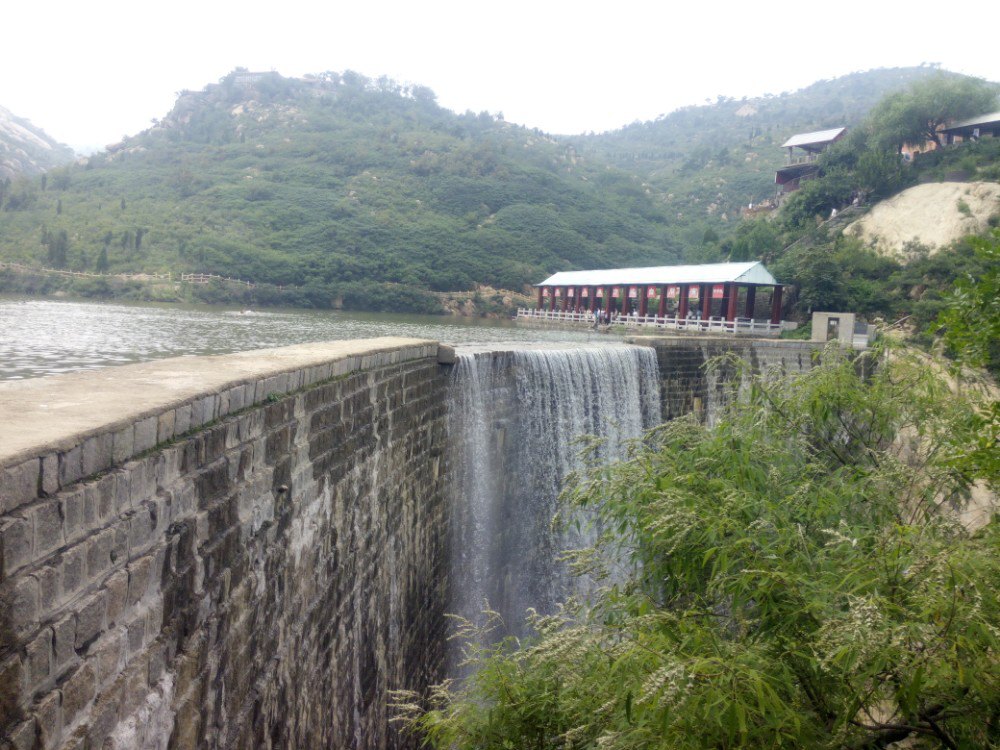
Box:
[901, 111, 1000, 159]
[940, 111, 1000, 144]
[775, 127, 846, 195]
[519, 261, 787, 335]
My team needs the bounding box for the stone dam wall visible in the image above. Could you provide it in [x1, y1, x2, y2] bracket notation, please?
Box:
[0, 339, 449, 750]
[0, 335, 822, 749]
[632, 336, 822, 422]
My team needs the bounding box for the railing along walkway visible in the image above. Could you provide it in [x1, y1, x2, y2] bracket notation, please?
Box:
[516, 308, 783, 336]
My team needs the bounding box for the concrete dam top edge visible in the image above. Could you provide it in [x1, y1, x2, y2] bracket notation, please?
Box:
[0, 337, 440, 475]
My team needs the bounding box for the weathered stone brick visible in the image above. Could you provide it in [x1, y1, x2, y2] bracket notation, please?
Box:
[104, 570, 129, 627]
[122, 658, 149, 715]
[91, 629, 124, 686]
[60, 487, 88, 545]
[5, 717, 36, 750]
[85, 528, 115, 581]
[127, 504, 157, 553]
[24, 629, 53, 692]
[60, 661, 96, 728]
[52, 615, 76, 673]
[74, 592, 106, 651]
[31, 500, 64, 559]
[126, 554, 154, 607]
[145, 596, 164, 640]
[1, 459, 38, 514]
[60, 544, 86, 598]
[33, 688, 62, 750]
[110, 519, 129, 567]
[112, 425, 134, 465]
[34, 564, 61, 615]
[0, 655, 25, 727]
[156, 409, 176, 445]
[3, 574, 40, 639]
[81, 433, 113, 478]
[126, 458, 158, 511]
[58, 445, 84, 488]
[133, 417, 158, 454]
[40, 454, 59, 496]
[0, 515, 33, 577]
[147, 640, 166, 684]
[126, 615, 146, 656]
[86, 673, 124, 748]
[174, 403, 192, 436]
[217, 389, 230, 418]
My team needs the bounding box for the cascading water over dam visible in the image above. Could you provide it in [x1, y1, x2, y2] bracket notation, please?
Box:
[445, 343, 662, 650]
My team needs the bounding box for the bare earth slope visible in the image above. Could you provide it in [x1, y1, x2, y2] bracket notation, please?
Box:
[845, 181, 1000, 259]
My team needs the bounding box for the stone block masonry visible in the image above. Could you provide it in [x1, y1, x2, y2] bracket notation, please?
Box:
[628, 336, 824, 422]
[0, 339, 450, 750]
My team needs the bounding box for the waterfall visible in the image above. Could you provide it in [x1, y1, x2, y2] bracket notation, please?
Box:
[446, 343, 661, 656]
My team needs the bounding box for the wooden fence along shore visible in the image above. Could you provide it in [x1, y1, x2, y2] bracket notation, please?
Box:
[0, 263, 255, 288]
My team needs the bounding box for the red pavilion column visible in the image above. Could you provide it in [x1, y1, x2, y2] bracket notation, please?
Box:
[561, 287, 569, 312]
[658, 285, 667, 318]
[536, 287, 544, 310]
[639, 286, 648, 317]
[549, 289, 557, 312]
[745, 286, 757, 319]
[725, 283, 738, 322]
[589, 288, 597, 313]
[770, 285, 784, 325]
[574, 288, 582, 313]
[678, 285, 689, 319]
[701, 284, 712, 320]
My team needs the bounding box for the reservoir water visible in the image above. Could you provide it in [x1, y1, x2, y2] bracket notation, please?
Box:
[0, 296, 603, 380]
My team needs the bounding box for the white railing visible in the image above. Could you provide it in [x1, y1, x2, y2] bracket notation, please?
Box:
[516, 308, 783, 336]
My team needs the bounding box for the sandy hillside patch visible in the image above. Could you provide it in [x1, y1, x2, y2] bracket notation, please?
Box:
[844, 181, 1000, 259]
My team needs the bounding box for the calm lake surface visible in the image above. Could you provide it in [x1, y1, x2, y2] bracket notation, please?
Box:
[0, 296, 602, 380]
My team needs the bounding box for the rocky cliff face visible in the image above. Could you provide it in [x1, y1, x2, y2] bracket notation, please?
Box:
[0, 105, 75, 179]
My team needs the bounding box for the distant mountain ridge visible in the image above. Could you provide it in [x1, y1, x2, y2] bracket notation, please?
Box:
[0, 105, 75, 179]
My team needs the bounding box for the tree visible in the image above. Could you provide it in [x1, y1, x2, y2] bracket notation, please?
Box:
[95, 245, 109, 273]
[935, 229, 1000, 376]
[868, 74, 998, 152]
[398, 347, 1000, 749]
[45, 229, 69, 268]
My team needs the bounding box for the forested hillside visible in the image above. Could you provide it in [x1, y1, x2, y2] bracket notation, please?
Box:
[0, 71, 685, 310]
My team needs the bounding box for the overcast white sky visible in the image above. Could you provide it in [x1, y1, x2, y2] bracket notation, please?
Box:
[3, 0, 997, 152]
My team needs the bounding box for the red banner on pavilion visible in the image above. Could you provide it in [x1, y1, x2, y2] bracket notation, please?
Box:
[647, 286, 657, 298]
[712, 284, 725, 299]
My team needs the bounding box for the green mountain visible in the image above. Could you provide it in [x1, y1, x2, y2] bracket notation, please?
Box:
[0, 71, 686, 310]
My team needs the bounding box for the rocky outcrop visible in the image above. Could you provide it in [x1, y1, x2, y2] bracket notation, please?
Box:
[0, 105, 75, 180]
[844, 181, 1000, 259]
